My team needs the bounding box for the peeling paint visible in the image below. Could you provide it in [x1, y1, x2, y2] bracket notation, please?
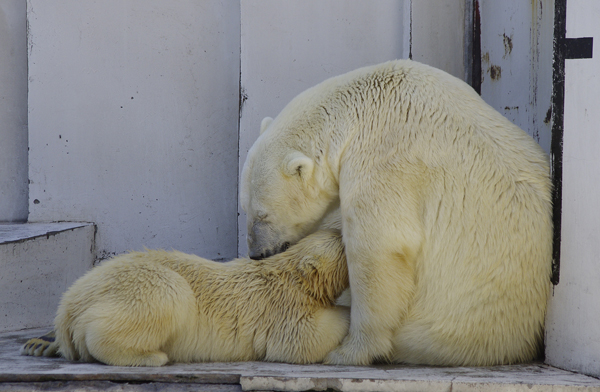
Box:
[489, 64, 502, 80]
[544, 106, 552, 124]
[482, 51, 490, 64]
[96, 249, 118, 265]
[238, 86, 248, 120]
[502, 33, 513, 58]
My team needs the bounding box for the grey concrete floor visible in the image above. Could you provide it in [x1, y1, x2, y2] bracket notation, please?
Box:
[2, 327, 600, 391]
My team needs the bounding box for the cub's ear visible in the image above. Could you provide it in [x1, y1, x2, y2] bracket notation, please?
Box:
[260, 117, 274, 134]
[297, 255, 320, 280]
[284, 151, 314, 180]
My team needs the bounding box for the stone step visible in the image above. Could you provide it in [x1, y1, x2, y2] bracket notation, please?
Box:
[0, 222, 95, 333]
[2, 328, 600, 392]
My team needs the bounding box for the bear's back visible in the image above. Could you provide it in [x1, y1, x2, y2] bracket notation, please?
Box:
[305, 60, 552, 365]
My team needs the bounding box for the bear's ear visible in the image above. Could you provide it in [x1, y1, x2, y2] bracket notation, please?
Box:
[284, 151, 314, 180]
[260, 117, 273, 134]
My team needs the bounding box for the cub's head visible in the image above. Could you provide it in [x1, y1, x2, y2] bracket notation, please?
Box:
[241, 117, 338, 260]
[287, 230, 349, 303]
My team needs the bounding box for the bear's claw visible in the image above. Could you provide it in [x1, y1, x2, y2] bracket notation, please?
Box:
[20, 330, 59, 357]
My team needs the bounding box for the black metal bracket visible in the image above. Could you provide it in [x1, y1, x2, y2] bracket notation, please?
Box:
[563, 37, 594, 60]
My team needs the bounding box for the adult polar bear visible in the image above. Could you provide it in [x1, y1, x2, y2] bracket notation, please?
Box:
[240, 60, 553, 366]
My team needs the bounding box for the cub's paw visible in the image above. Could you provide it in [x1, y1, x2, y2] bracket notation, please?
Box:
[20, 330, 59, 357]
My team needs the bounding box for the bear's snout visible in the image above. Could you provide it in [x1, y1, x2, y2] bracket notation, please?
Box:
[248, 220, 286, 260]
[249, 241, 290, 260]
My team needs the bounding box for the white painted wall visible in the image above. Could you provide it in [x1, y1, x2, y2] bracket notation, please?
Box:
[478, 0, 554, 153]
[237, 0, 411, 256]
[21, 0, 472, 259]
[237, 0, 472, 256]
[411, 0, 466, 81]
[27, 0, 241, 260]
[545, 0, 600, 377]
[0, 0, 28, 222]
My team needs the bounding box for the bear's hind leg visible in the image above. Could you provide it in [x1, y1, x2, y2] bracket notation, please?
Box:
[89, 342, 169, 367]
[83, 319, 170, 367]
[83, 259, 197, 366]
[21, 330, 58, 357]
[90, 346, 168, 366]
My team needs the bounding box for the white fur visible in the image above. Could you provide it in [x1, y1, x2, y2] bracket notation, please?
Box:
[50, 230, 349, 366]
[240, 60, 553, 366]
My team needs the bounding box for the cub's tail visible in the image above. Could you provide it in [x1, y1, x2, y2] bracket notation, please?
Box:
[20, 330, 59, 358]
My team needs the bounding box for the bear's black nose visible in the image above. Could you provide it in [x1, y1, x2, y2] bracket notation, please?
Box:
[249, 250, 271, 260]
[249, 243, 290, 260]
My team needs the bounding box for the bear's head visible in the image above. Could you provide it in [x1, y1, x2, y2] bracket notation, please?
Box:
[241, 116, 339, 260]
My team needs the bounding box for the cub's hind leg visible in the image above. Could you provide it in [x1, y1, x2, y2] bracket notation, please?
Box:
[85, 320, 169, 366]
[80, 304, 175, 367]
[64, 261, 197, 366]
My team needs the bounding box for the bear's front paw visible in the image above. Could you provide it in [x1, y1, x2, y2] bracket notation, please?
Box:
[324, 331, 393, 366]
[323, 340, 373, 366]
[324, 346, 371, 366]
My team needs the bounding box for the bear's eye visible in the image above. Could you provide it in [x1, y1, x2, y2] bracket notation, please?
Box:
[257, 212, 268, 220]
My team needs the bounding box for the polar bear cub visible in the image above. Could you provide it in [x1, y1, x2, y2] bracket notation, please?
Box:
[22, 230, 349, 366]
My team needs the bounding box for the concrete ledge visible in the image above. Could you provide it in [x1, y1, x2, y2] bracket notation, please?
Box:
[3, 328, 600, 392]
[0, 381, 242, 392]
[0, 223, 95, 332]
[240, 367, 600, 392]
